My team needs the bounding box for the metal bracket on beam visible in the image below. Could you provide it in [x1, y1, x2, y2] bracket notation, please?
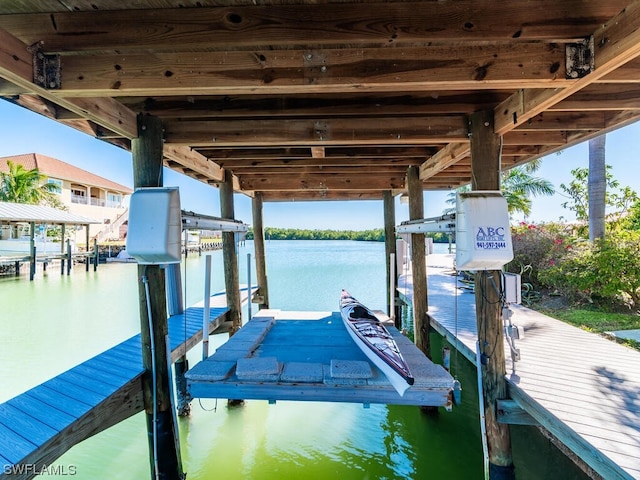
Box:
[28, 42, 61, 89]
[566, 36, 594, 79]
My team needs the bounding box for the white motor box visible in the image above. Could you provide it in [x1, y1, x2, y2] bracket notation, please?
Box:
[126, 187, 182, 265]
[455, 191, 513, 270]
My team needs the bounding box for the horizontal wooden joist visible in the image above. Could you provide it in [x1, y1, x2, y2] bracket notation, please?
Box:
[238, 174, 405, 191]
[495, 0, 640, 134]
[259, 190, 387, 202]
[231, 166, 411, 176]
[200, 146, 434, 160]
[122, 92, 509, 119]
[164, 116, 467, 147]
[0, 2, 628, 53]
[53, 43, 568, 97]
[0, 26, 138, 138]
[211, 157, 424, 170]
[550, 84, 640, 111]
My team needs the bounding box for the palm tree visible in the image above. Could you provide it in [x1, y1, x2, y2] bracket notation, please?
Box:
[0, 160, 60, 206]
[588, 135, 606, 241]
[444, 160, 554, 217]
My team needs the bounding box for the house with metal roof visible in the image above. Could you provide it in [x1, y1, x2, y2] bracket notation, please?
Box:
[0, 153, 132, 240]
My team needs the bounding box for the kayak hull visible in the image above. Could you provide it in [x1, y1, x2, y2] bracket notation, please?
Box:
[339, 290, 414, 396]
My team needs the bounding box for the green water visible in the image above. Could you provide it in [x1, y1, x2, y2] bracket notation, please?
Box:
[1, 241, 588, 479]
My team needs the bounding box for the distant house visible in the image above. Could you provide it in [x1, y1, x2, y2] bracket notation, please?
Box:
[0, 153, 132, 240]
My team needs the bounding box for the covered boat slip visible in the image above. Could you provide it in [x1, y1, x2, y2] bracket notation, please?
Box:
[187, 310, 455, 407]
[399, 254, 640, 480]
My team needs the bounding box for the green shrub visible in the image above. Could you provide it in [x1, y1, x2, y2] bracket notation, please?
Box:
[538, 230, 640, 308]
[506, 222, 573, 289]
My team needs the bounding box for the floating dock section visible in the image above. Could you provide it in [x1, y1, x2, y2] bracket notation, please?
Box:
[186, 310, 455, 406]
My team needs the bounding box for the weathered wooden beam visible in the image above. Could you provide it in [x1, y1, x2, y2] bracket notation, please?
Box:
[0, 26, 137, 138]
[469, 110, 514, 479]
[220, 169, 241, 337]
[213, 157, 424, 169]
[496, 400, 539, 426]
[550, 84, 640, 111]
[232, 166, 411, 176]
[164, 117, 467, 147]
[259, 190, 385, 201]
[55, 43, 567, 97]
[131, 114, 182, 480]
[495, 0, 640, 134]
[163, 145, 224, 183]
[419, 142, 470, 181]
[383, 191, 397, 322]
[122, 92, 508, 119]
[514, 111, 608, 131]
[251, 192, 269, 310]
[202, 146, 434, 160]
[238, 174, 405, 191]
[407, 165, 429, 358]
[0, 2, 627, 52]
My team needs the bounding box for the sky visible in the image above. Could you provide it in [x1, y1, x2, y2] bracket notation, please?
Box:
[2, 99, 640, 230]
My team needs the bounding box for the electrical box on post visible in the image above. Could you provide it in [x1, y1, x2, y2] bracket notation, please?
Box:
[455, 191, 513, 271]
[126, 187, 182, 265]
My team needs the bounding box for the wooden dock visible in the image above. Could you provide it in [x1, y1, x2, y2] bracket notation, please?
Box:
[399, 254, 640, 480]
[186, 309, 455, 406]
[0, 286, 255, 480]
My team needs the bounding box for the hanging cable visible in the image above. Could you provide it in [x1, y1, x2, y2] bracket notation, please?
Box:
[141, 268, 160, 480]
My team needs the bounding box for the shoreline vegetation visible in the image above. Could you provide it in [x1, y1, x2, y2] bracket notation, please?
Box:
[245, 227, 451, 243]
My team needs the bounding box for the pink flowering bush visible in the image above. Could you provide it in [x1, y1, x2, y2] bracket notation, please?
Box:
[506, 222, 573, 289]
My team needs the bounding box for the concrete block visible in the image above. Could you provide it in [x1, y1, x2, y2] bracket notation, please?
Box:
[185, 360, 236, 381]
[281, 362, 324, 383]
[322, 365, 367, 385]
[236, 356, 281, 381]
[329, 359, 372, 379]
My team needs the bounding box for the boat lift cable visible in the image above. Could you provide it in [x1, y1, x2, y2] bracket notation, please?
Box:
[141, 268, 160, 480]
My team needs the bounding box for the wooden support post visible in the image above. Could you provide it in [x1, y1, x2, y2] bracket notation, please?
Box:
[85, 225, 90, 272]
[60, 224, 66, 275]
[29, 222, 35, 281]
[252, 192, 269, 309]
[93, 238, 99, 271]
[220, 169, 242, 335]
[406, 166, 429, 358]
[469, 110, 515, 480]
[66, 239, 72, 275]
[383, 191, 398, 325]
[132, 113, 183, 480]
[165, 263, 191, 417]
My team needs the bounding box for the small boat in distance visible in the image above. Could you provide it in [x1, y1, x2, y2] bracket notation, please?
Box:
[339, 289, 414, 396]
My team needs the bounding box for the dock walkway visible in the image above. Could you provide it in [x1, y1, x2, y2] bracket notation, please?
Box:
[0, 287, 254, 479]
[399, 254, 640, 480]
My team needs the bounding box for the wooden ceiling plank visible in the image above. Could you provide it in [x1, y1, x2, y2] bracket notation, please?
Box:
[495, 0, 640, 134]
[259, 190, 385, 202]
[239, 174, 405, 191]
[550, 84, 640, 111]
[164, 116, 467, 147]
[55, 43, 567, 97]
[200, 146, 433, 160]
[0, 26, 138, 138]
[515, 111, 607, 131]
[0, 2, 628, 52]
[213, 157, 423, 169]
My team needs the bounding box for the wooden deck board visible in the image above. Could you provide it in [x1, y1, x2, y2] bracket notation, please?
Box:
[400, 254, 640, 480]
[187, 310, 455, 407]
[0, 297, 233, 478]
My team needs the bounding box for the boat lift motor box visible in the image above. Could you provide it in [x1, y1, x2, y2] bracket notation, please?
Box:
[126, 187, 182, 265]
[455, 191, 513, 271]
